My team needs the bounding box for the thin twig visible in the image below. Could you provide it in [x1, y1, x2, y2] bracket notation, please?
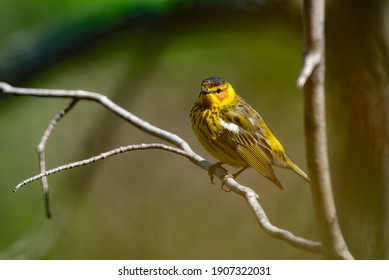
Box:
[13, 143, 193, 192]
[299, 0, 353, 259]
[297, 52, 321, 89]
[37, 99, 79, 218]
[1, 81, 322, 254]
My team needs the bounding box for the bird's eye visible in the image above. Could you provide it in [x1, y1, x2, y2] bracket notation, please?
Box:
[216, 88, 221, 93]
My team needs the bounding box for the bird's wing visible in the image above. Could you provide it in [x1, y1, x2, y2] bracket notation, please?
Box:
[219, 108, 283, 189]
[237, 141, 283, 189]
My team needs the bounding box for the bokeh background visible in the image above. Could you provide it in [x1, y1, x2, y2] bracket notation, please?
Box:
[0, 0, 320, 259]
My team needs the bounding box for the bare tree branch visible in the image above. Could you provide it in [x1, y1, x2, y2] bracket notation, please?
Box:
[224, 177, 322, 253]
[37, 99, 79, 218]
[298, 0, 353, 259]
[0, 81, 322, 255]
[14, 143, 193, 192]
[0, 82, 194, 154]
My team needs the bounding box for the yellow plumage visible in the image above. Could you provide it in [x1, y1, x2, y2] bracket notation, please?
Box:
[190, 77, 310, 189]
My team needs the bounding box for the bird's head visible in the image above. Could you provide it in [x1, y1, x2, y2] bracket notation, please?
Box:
[198, 77, 236, 107]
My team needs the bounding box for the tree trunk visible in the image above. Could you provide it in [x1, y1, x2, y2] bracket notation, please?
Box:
[326, 0, 389, 259]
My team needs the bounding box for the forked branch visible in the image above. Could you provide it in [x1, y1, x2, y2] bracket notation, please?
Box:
[297, 0, 353, 259]
[37, 99, 79, 218]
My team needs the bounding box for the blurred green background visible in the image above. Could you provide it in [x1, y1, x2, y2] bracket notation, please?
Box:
[0, 0, 318, 259]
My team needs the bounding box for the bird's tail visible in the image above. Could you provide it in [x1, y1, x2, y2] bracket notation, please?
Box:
[283, 153, 310, 183]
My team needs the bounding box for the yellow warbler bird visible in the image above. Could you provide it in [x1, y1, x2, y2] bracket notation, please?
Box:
[190, 77, 309, 189]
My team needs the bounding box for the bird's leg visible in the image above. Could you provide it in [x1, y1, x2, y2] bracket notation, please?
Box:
[220, 166, 249, 192]
[209, 164, 249, 192]
[208, 162, 224, 184]
[232, 166, 249, 179]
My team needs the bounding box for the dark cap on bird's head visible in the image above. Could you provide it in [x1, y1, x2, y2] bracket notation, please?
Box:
[201, 77, 226, 87]
[200, 77, 228, 95]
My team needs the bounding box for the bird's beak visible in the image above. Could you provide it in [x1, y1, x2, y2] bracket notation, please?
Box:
[200, 88, 209, 95]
